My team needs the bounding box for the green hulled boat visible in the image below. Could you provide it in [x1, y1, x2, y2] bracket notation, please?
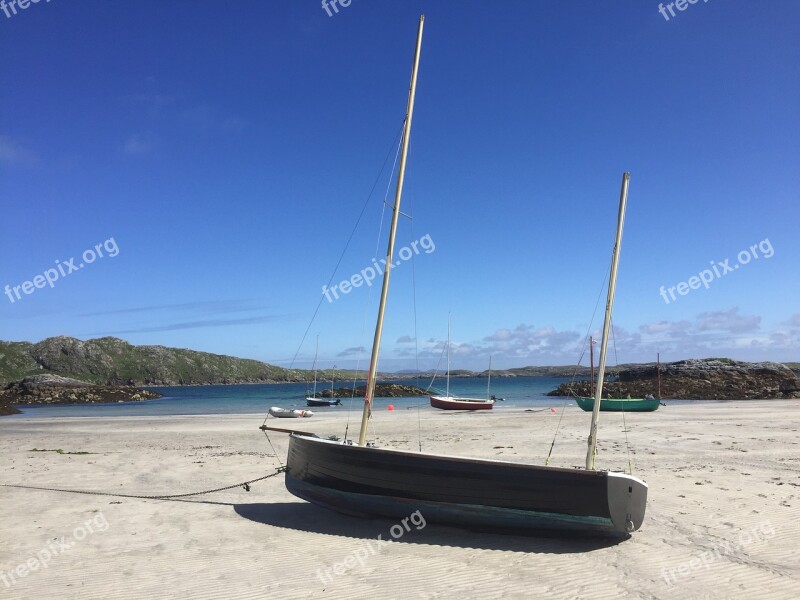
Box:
[575, 396, 660, 412]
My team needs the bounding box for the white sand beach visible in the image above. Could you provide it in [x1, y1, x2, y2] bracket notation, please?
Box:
[1, 401, 799, 599]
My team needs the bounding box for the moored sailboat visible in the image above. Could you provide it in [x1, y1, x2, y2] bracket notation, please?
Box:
[430, 316, 495, 410]
[305, 339, 341, 407]
[307, 368, 342, 407]
[306, 397, 342, 407]
[574, 336, 660, 412]
[264, 16, 648, 537]
[575, 396, 659, 412]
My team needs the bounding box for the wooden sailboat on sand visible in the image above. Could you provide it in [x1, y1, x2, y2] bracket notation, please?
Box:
[430, 316, 495, 410]
[305, 338, 341, 407]
[263, 16, 647, 536]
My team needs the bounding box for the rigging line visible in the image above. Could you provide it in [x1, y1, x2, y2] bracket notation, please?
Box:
[608, 317, 633, 473]
[348, 125, 405, 442]
[407, 181, 423, 452]
[375, 127, 404, 256]
[423, 342, 447, 393]
[285, 121, 406, 376]
[544, 397, 569, 466]
[546, 257, 611, 464]
[621, 401, 634, 474]
[566, 266, 611, 390]
[262, 428, 284, 468]
[345, 260, 379, 442]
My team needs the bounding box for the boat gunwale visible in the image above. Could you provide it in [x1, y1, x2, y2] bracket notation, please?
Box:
[288, 433, 645, 484]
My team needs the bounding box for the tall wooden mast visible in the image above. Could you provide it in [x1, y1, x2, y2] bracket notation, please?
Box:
[358, 15, 425, 446]
[586, 173, 630, 470]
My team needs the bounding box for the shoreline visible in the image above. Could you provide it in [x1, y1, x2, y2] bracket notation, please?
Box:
[3, 396, 757, 420]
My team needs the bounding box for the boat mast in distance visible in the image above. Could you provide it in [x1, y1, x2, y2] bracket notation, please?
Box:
[586, 172, 630, 471]
[357, 15, 425, 447]
[446, 313, 451, 398]
[487, 354, 492, 400]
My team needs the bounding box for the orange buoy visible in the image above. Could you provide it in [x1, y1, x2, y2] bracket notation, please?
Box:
[387, 404, 395, 411]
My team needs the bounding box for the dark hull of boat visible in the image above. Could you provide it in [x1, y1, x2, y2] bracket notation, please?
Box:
[429, 396, 494, 410]
[285, 434, 647, 536]
[306, 398, 341, 407]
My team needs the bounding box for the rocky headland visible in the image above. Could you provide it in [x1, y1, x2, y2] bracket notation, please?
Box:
[313, 383, 429, 398]
[0, 374, 162, 407]
[548, 359, 800, 400]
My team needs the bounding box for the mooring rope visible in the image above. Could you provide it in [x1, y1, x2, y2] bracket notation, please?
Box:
[0, 467, 286, 501]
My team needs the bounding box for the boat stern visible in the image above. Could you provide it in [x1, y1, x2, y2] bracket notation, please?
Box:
[606, 471, 648, 533]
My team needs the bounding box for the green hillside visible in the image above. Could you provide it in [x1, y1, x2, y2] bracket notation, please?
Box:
[1, 337, 309, 386]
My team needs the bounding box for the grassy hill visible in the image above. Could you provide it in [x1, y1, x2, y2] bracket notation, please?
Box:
[0, 341, 46, 382]
[0, 337, 313, 386]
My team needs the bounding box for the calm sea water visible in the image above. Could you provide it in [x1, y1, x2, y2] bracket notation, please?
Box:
[8, 376, 573, 418]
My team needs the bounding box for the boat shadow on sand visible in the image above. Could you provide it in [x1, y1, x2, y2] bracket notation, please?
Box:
[233, 502, 626, 553]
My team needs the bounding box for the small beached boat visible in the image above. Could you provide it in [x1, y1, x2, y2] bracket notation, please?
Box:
[575, 396, 660, 412]
[305, 341, 341, 407]
[429, 395, 494, 410]
[429, 317, 494, 411]
[306, 397, 341, 407]
[576, 338, 660, 412]
[269, 406, 314, 418]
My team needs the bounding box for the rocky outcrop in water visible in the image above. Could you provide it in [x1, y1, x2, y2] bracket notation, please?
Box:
[0, 374, 162, 407]
[313, 383, 429, 398]
[548, 359, 800, 400]
[0, 399, 20, 416]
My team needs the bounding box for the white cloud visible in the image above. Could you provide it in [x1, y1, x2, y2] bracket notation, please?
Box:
[337, 346, 365, 357]
[639, 320, 691, 335]
[483, 324, 580, 357]
[695, 308, 761, 333]
[390, 309, 796, 369]
[484, 328, 512, 342]
[785, 314, 800, 328]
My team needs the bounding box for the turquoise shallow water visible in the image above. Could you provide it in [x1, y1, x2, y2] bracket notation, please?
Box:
[7, 376, 573, 418]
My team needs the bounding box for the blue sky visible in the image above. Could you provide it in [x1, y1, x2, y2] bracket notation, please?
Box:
[1, 0, 798, 370]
